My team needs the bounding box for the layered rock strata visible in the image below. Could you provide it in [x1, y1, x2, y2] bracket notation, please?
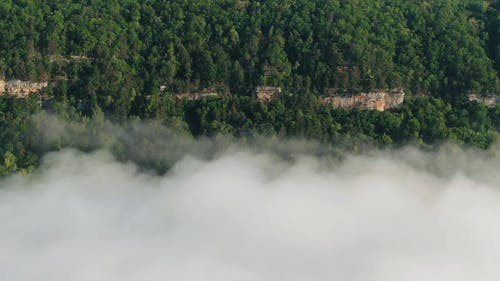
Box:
[0, 80, 48, 97]
[320, 89, 405, 111]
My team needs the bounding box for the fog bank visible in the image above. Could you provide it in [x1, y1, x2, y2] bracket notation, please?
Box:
[1, 145, 500, 281]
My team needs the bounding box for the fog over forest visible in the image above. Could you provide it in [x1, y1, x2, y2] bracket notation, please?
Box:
[0, 0, 498, 278]
[1, 126, 500, 280]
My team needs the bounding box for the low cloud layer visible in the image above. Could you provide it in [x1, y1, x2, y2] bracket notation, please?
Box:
[1, 144, 500, 281]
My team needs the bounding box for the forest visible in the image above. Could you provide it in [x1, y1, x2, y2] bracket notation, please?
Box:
[0, 0, 499, 175]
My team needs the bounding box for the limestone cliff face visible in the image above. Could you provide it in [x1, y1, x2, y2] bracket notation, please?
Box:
[0, 80, 48, 97]
[320, 89, 405, 111]
[173, 91, 219, 100]
[467, 94, 498, 108]
[170, 87, 220, 100]
[255, 86, 282, 101]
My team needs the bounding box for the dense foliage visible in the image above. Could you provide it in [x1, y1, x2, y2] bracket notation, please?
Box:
[1, 93, 499, 175]
[0, 1, 498, 101]
[0, 0, 499, 175]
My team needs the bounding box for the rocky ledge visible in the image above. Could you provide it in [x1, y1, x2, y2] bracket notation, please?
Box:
[0, 80, 48, 98]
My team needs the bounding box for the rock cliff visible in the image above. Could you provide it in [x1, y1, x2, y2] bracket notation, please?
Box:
[320, 89, 405, 111]
[467, 94, 498, 108]
[255, 86, 282, 101]
[171, 87, 220, 100]
[0, 80, 48, 97]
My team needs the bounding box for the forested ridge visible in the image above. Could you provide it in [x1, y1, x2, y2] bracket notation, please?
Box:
[0, 0, 499, 175]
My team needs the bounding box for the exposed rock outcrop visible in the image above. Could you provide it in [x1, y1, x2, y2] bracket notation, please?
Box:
[48, 55, 91, 63]
[255, 86, 282, 101]
[320, 89, 405, 111]
[467, 93, 498, 108]
[172, 87, 219, 100]
[0, 80, 48, 98]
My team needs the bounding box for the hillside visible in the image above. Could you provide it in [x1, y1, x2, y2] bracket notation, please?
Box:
[0, 0, 499, 175]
